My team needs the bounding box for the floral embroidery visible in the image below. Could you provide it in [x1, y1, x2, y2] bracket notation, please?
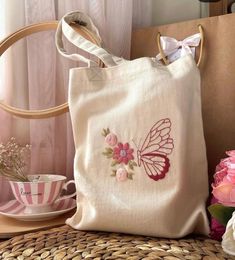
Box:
[113, 143, 134, 165]
[102, 128, 137, 181]
[116, 168, 128, 182]
[105, 133, 117, 147]
[102, 118, 174, 182]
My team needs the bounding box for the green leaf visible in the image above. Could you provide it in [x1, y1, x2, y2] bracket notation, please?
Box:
[107, 154, 113, 158]
[132, 161, 137, 167]
[208, 203, 235, 226]
[111, 168, 117, 177]
[105, 147, 113, 153]
[129, 164, 134, 170]
[128, 173, 133, 180]
[102, 129, 107, 137]
[111, 160, 118, 167]
[102, 128, 111, 137]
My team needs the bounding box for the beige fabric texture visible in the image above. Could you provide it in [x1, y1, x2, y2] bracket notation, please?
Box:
[56, 11, 209, 238]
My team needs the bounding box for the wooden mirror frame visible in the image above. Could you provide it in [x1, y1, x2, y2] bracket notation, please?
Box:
[0, 21, 103, 119]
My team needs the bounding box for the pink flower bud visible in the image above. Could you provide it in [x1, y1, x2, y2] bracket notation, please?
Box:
[226, 150, 235, 158]
[105, 133, 117, 147]
[116, 168, 128, 182]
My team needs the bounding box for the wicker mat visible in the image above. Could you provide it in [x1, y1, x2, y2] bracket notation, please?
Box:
[0, 225, 234, 260]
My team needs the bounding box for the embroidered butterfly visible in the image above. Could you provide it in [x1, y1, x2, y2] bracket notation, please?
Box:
[137, 118, 174, 181]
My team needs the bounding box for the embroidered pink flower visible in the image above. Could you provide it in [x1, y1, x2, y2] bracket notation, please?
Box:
[113, 143, 134, 165]
[116, 168, 128, 182]
[105, 133, 118, 147]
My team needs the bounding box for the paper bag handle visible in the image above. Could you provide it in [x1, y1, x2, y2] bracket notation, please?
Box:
[0, 21, 102, 119]
[156, 24, 204, 67]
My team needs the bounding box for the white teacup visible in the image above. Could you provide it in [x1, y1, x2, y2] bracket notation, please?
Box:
[9, 175, 76, 214]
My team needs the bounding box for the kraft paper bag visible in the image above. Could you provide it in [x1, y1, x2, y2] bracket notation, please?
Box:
[131, 13, 235, 182]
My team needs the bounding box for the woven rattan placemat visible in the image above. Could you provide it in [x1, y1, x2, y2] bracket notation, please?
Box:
[0, 224, 234, 259]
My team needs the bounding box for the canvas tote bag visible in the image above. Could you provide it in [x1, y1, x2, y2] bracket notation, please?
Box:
[56, 11, 209, 238]
[131, 13, 235, 184]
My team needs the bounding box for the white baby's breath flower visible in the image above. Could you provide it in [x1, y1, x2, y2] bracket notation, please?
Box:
[0, 137, 31, 182]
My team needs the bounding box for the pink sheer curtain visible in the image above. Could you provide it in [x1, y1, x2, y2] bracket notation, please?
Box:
[0, 0, 152, 203]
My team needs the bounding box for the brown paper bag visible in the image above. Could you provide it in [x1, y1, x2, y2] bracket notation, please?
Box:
[131, 13, 235, 182]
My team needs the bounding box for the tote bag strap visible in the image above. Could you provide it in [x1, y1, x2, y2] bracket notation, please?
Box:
[56, 11, 122, 67]
[0, 21, 102, 119]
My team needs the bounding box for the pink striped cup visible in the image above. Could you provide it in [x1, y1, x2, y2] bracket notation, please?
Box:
[9, 175, 76, 214]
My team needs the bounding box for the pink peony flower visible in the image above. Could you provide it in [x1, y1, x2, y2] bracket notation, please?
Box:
[213, 168, 228, 187]
[209, 150, 235, 241]
[105, 133, 118, 147]
[225, 169, 235, 184]
[215, 158, 230, 172]
[213, 150, 235, 186]
[113, 143, 134, 165]
[212, 183, 235, 206]
[210, 217, 226, 241]
[226, 150, 235, 157]
[116, 168, 128, 182]
[212, 150, 235, 206]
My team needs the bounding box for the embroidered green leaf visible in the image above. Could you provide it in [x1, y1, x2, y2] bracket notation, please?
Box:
[128, 173, 133, 180]
[105, 147, 113, 153]
[111, 160, 118, 167]
[102, 128, 111, 137]
[132, 161, 137, 167]
[110, 171, 116, 177]
[111, 170, 116, 177]
[103, 147, 113, 157]
[102, 129, 107, 137]
[129, 163, 134, 170]
[129, 161, 137, 170]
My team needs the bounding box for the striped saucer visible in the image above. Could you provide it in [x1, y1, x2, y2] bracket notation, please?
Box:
[0, 198, 76, 221]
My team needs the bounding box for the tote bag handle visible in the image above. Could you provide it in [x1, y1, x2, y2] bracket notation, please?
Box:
[55, 11, 124, 67]
[0, 21, 102, 119]
[156, 24, 204, 67]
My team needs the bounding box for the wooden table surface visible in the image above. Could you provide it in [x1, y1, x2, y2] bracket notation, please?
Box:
[0, 209, 75, 239]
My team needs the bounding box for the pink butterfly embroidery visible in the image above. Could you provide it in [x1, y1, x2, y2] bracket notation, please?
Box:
[137, 118, 174, 181]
